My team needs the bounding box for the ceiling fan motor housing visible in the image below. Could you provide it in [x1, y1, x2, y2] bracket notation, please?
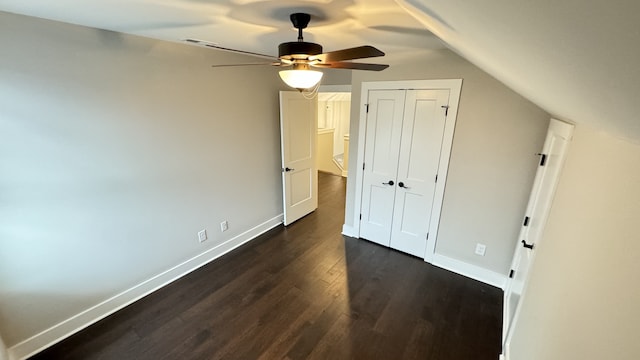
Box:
[278, 42, 323, 59]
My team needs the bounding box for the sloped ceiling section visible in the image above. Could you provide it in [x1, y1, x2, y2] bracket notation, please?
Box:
[1, 0, 638, 141]
[398, 0, 640, 142]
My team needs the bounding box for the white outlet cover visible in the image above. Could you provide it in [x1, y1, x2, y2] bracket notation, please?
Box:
[198, 229, 207, 242]
[475, 243, 486, 256]
[220, 221, 228, 232]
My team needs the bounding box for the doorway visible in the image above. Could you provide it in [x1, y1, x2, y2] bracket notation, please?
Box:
[316, 85, 352, 212]
[316, 85, 352, 179]
[317, 92, 351, 177]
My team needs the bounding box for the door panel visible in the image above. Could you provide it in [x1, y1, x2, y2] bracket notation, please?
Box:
[397, 192, 423, 235]
[280, 91, 318, 226]
[359, 90, 405, 246]
[370, 99, 400, 175]
[366, 186, 393, 227]
[390, 90, 449, 257]
[289, 168, 312, 206]
[287, 101, 313, 162]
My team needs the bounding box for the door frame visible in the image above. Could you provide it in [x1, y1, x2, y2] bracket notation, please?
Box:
[350, 79, 462, 262]
[501, 119, 574, 359]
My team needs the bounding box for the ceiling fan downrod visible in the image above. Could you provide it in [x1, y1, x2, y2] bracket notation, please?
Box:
[290, 13, 311, 42]
[279, 13, 323, 59]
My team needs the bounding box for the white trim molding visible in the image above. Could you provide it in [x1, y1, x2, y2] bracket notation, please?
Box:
[8, 215, 283, 360]
[431, 254, 507, 289]
[341, 224, 358, 238]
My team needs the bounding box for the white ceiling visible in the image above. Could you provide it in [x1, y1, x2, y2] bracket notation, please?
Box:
[0, 0, 445, 58]
[1, 0, 639, 142]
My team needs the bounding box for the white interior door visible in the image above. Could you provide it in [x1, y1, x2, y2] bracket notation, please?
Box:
[502, 119, 574, 355]
[279, 91, 318, 226]
[359, 89, 450, 257]
[359, 90, 405, 246]
[390, 89, 449, 257]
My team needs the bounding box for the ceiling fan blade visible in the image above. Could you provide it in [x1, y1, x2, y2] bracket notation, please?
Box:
[184, 39, 279, 61]
[309, 46, 385, 63]
[211, 62, 283, 68]
[313, 62, 389, 71]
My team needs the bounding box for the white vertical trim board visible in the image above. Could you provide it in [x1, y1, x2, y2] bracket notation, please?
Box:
[351, 79, 463, 263]
[501, 119, 574, 358]
[341, 224, 358, 238]
[8, 215, 283, 360]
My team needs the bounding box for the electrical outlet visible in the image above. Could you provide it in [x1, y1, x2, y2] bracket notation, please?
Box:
[198, 229, 207, 243]
[220, 220, 229, 232]
[475, 243, 486, 256]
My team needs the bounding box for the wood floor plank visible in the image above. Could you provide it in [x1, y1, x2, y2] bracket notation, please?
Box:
[30, 173, 503, 360]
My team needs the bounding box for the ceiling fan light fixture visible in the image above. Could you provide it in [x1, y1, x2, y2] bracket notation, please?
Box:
[279, 68, 323, 90]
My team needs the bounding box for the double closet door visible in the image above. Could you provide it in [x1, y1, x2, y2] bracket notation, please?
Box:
[359, 89, 450, 258]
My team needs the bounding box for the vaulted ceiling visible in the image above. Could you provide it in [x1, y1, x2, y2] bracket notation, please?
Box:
[1, 0, 638, 141]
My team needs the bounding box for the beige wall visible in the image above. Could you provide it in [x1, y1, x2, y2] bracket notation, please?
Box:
[345, 50, 550, 274]
[321, 68, 352, 86]
[0, 12, 285, 347]
[509, 124, 640, 359]
[0, 336, 7, 360]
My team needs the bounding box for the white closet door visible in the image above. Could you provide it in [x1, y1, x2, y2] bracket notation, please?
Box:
[390, 90, 450, 257]
[359, 90, 405, 246]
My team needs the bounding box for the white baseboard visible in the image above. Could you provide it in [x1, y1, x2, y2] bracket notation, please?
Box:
[431, 254, 507, 289]
[339, 230, 506, 290]
[341, 224, 358, 238]
[8, 214, 283, 360]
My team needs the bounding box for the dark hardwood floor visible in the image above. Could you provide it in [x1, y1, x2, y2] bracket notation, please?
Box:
[31, 172, 503, 360]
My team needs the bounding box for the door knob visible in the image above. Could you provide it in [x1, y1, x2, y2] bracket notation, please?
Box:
[398, 182, 410, 189]
[284, 167, 295, 172]
[382, 180, 394, 186]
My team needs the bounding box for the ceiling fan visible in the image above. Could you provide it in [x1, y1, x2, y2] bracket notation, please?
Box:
[185, 12, 389, 91]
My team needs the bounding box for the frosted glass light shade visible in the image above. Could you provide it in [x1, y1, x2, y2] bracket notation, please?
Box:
[279, 69, 323, 89]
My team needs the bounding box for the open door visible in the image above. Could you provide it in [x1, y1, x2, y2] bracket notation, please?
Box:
[502, 119, 574, 357]
[279, 91, 318, 226]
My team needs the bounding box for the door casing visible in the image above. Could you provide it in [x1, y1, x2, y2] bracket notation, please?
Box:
[501, 119, 574, 358]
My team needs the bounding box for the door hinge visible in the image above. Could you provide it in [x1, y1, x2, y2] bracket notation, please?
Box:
[509, 269, 515, 278]
[435, 174, 438, 183]
[365, 103, 369, 113]
[359, 214, 362, 220]
[521, 240, 535, 250]
[523, 216, 530, 227]
[426, 232, 429, 240]
[441, 105, 449, 116]
[363, 163, 365, 170]
[537, 153, 547, 166]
